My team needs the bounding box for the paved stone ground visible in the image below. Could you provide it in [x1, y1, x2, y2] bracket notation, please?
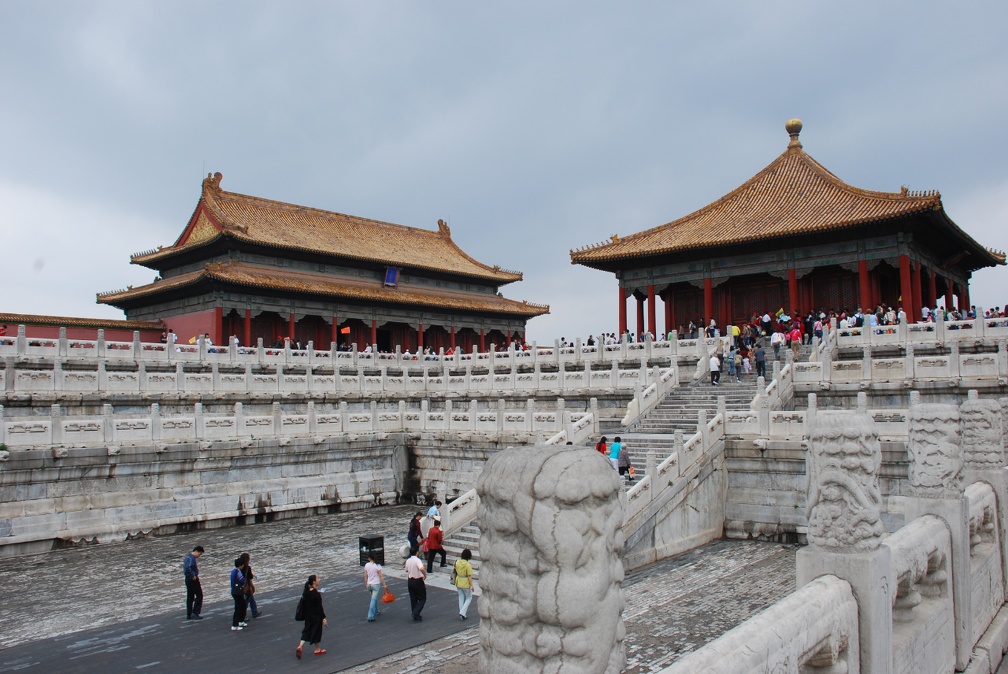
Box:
[0, 505, 797, 672]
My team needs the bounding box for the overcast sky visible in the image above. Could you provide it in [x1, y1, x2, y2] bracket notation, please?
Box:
[2, 3, 1006, 343]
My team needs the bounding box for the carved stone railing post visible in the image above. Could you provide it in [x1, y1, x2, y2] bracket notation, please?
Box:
[272, 402, 282, 437]
[673, 430, 683, 479]
[960, 389, 1008, 589]
[477, 444, 626, 673]
[950, 341, 961, 381]
[646, 449, 657, 500]
[697, 410, 708, 450]
[796, 393, 892, 674]
[151, 403, 162, 442]
[194, 402, 204, 440]
[102, 403, 114, 445]
[902, 390, 971, 671]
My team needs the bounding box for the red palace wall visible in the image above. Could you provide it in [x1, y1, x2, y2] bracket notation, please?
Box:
[9, 325, 164, 342]
[162, 309, 220, 345]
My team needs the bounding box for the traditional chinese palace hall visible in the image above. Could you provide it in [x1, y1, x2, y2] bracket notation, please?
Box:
[98, 173, 548, 351]
[570, 120, 1005, 336]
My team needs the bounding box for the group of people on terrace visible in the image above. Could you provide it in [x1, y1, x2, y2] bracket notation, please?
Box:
[180, 505, 478, 661]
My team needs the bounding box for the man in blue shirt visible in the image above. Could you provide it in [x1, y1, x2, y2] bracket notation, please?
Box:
[183, 545, 205, 620]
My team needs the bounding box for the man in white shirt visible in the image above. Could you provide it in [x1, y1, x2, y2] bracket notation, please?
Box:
[709, 354, 720, 386]
[404, 548, 427, 621]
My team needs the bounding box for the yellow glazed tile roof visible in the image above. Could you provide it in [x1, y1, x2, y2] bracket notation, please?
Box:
[570, 120, 1003, 268]
[0, 312, 163, 331]
[132, 173, 523, 284]
[98, 261, 549, 317]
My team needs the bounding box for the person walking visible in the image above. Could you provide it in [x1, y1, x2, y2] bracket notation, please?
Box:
[405, 547, 428, 621]
[618, 442, 634, 483]
[595, 435, 608, 456]
[709, 353, 720, 386]
[407, 512, 425, 553]
[608, 436, 622, 471]
[239, 552, 262, 619]
[426, 519, 447, 572]
[755, 343, 767, 379]
[230, 557, 248, 631]
[296, 574, 328, 658]
[454, 548, 475, 620]
[363, 552, 389, 622]
[182, 545, 204, 620]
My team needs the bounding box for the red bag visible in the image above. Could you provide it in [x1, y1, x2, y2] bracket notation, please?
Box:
[382, 589, 395, 603]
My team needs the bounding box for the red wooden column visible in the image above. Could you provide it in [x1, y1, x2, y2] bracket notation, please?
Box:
[944, 278, 954, 311]
[898, 254, 912, 317]
[618, 287, 628, 336]
[213, 306, 223, 343]
[635, 296, 645, 338]
[858, 260, 872, 312]
[479, 328, 485, 352]
[450, 326, 456, 350]
[703, 277, 713, 324]
[927, 268, 937, 310]
[663, 291, 673, 338]
[243, 309, 251, 347]
[910, 263, 922, 323]
[370, 320, 377, 347]
[788, 268, 799, 313]
[647, 284, 656, 338]
[288, 312, 296, 340]
[417, 322, 424, 350]
[959, 285, 969, 313]
[331, 315, 338, 346]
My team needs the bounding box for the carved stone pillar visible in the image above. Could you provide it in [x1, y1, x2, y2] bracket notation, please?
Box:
[960, 390, 1008, 592]
[797, 393, 892, 673]
[902, 391, 971, 671]
[477, 445, 626, 673]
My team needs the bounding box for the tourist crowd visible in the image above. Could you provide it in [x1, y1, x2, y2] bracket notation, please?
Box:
[180, 504, 478, 660]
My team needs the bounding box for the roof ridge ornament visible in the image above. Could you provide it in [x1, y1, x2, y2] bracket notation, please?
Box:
[203, 171, 223, 192]
[438, 218, 451, 237]
[785, 118, 803, 150]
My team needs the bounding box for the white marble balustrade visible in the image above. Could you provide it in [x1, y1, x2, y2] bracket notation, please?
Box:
[3, 359, 675, 398]
[0, 398, 599, 451]
[0, 325, 719, 371]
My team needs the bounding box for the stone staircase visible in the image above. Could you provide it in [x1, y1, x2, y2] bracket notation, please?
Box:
[442, 522, 482, 574]
[438, 343, 814, 568]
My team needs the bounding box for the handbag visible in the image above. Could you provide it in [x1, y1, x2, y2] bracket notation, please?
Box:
[294, 596, 305, 621]
[449, 561, 458, 585]
[382, 588, 395, 603]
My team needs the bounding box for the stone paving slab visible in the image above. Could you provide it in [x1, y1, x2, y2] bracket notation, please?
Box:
[0, 505, 797, 672]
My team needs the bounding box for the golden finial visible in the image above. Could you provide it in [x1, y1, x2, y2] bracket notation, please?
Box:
[785, 119, 803, 149]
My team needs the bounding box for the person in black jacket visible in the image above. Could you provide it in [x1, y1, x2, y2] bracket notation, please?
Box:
[296, 575, 327, 659]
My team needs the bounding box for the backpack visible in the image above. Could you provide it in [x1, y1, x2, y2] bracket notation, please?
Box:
[294, 596, 305, 621]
